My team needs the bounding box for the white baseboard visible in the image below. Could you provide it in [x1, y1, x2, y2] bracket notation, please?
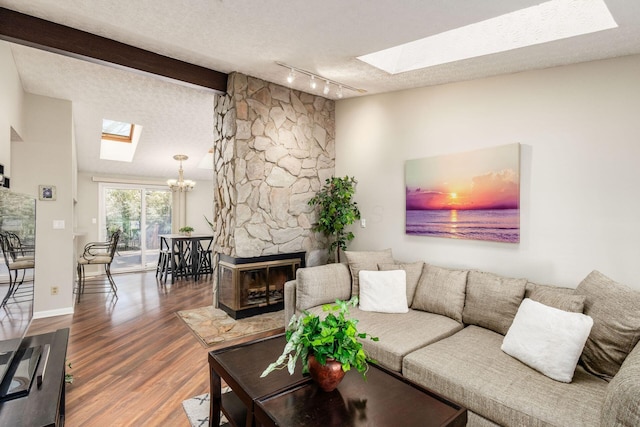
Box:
[33, 307, 74, 319]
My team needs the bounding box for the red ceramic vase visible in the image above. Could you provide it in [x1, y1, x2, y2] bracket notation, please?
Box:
[308, 354, 346, 392]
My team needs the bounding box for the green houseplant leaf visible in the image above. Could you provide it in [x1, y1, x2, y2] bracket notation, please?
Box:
[261, 297, 378, 379]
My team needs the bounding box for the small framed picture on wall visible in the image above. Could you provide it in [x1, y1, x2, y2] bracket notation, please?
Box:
[39, 185, 57, 201]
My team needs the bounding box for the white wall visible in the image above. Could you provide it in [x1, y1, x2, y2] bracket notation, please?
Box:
[12, 93, 75, 315]
[0, 42, 24, 175]
[185, 181, 214, 235]
[75, 172, 100, 248]
[336, 55, 640, 290]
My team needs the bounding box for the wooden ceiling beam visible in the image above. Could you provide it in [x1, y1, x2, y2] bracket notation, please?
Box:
[0, 7, 228, 93]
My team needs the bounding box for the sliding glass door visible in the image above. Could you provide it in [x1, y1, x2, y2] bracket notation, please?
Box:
[99, 183, 172, 271]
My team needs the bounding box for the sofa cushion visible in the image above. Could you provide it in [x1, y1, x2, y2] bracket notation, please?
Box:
[411, 264, 467, 323]
[296, 263, 352, 312]
[344, 249, 394, 297]
[601, 340, 640, 427]
[576, 270, 640, 380]
[358, 270, 408, 314]
[307, 305, 463, 372]
[502, 298, 593, 383]
[525, 281, 586, 313]
[462, 271, 526, 335]
[403, 326, 608, 427]
[378, 262, 424, 306]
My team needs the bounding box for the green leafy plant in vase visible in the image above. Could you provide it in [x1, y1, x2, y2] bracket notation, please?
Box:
[308, 176, 361, 263]
[261, 297, 378, 391]
[179, 226, 194, 236]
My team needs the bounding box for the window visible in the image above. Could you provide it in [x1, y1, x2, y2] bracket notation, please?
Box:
[99, 183, 172, 271]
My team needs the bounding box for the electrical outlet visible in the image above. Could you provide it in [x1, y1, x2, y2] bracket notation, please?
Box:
[51, 286, 59, 295]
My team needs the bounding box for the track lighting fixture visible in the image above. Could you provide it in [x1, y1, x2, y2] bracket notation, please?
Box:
[275, 62, 366, 99]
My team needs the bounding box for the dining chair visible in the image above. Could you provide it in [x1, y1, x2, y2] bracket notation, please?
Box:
[156, 249, 173, 282]
[76, 230, 121, 300]
[0, 231, 35, 308]
[196, 238, 213, 279]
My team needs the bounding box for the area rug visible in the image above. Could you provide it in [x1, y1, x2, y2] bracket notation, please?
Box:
[176, 306, 284, 348]
[182, 388, 230, 427]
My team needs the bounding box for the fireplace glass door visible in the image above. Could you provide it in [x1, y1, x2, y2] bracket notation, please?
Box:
[219, 258, 300, 319]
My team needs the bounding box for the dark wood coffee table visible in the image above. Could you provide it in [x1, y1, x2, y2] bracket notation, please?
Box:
[208, 334, 306, 427]
[208, 334, 466, 427]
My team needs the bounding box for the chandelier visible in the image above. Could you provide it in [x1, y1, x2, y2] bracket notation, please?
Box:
[167, 154, 195, 192]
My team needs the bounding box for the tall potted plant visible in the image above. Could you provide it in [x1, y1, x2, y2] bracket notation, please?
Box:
[308, 176, 361, 263]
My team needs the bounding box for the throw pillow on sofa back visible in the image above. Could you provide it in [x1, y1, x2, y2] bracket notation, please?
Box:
[411, 264, 467, 323]
[378, 262, 424, 306]
[502, 298, 593, 383]
[296, 263, 352, 312]
[576, 270, 640, 381]
[358, 269, 408, 313]
[344, 249, 394, 297]
[525, 282, 586, 313]
[462, 271, 527, 335]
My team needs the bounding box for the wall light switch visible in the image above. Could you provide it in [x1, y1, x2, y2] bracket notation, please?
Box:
[360, 219, 366, 228]
[92, 218, 97, 224]
[53, 220, 65, 229]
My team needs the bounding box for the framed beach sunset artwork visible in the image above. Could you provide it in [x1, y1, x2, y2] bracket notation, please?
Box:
[405, 143, 520, 243]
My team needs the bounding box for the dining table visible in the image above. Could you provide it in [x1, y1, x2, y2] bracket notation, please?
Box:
[158, 233, 213, 283]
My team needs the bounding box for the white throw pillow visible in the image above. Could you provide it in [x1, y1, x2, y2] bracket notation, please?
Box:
[502, 298, 593, 383]
[358, 270, 408, 314]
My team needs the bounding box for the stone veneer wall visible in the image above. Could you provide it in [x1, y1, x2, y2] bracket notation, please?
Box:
[213, 72, 334, 266]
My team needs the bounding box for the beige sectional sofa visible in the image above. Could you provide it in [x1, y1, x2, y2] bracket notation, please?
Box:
[283, 251, 640, 427]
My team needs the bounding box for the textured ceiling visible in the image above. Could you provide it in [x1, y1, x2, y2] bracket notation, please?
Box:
[9, 44, 215, 180]
[3, 0, 640, 179]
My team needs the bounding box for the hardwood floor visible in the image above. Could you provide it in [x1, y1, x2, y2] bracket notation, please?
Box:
[28, 271, 214, 426]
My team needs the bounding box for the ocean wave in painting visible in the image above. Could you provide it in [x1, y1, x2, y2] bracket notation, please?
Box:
[406, 209, 519, 243]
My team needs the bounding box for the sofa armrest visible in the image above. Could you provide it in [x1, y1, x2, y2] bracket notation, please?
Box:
[601, 341, 640, 426]
[295, 263, 352, 312]
[284, 279, 297, 327]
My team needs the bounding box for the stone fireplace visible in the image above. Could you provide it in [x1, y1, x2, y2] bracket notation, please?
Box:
[211, 73, 335, 308]
[218, 252, 304, 319]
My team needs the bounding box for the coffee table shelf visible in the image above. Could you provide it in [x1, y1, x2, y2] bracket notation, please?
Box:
[220, 391, 246, 426]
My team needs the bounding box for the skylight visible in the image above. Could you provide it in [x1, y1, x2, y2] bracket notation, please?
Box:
[357, 0, 618, 74]
[102, 119, 134, 142]
[100, 119, 141, 162]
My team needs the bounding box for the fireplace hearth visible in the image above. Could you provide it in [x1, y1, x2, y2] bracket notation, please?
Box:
[218, 252, 305, 319]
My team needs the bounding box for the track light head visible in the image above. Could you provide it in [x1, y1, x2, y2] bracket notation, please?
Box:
[286, 68, 295, 84]
[323, 80, 330, 95]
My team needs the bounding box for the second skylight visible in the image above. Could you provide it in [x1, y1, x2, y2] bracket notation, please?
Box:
[357, 0, 618, 74]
